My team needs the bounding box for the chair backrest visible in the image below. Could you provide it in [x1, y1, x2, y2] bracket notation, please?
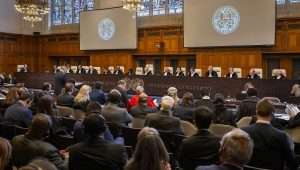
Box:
[61, 117, 77, 133]
[94, 67, 101, 74]
[56, 106, 74, 117]
[286, 127, 300, 143]
[233, 68, 242, 78]
[180, 120, 197, 137]
[122, 126, 141, 148]
[71, 66, 77, 73]
[82, 66, 89, 73]
[0, 122, 28, 140]
[164, 67, 174, 75]
[131, 118, 145, 129]
[209, 124, 235, 137]
[17, 65, 25, 72]
[160, 131, 185, 155]
[118, 66, 125, 73]
[237, 116, 252, 128]
[108, 66, 114, 73]
[213, 67, 222, 77]
[251, 68, 263, 78]
[145, 64, 154, 75]
[272, 69, 287, 77]
[135, 67, 144, 75]
[195, 69, 202, 77]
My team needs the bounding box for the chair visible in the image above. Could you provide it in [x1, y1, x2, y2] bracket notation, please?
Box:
[56, 106, 74, 117]
[209, 124, 235, 137]
[195, 69, 202, 77]
[164, 67, 174, 75]
[122, 126, 141, 148]
[180, 120, 197, 137]
[0, 122, 28, 140]
[237, 116, 252, 128]
[131, 118, 145, 129]
[61, 117, 76, 133]
[251, 68, 263, 78]
[233, 68, 242, 78]
[135, 67, 144, 75]
[272, 69, 287, 78]
[213, 67, 222, 77]
[124, 146, 133, 158]
[160, 131, 185, 156]
[72, 109, 86, 120]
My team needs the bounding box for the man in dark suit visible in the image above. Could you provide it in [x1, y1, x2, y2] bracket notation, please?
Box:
[196, 129, 254, 170]
[206, 66, 218, 78]
[90, 81, 106, 105]
[87, 65, 98, 75]
[247, 69, 260, 79]
[114, 66, 124, 75]
[226, 67, 238, 79]
[178, 106, 220, 170]
[188, 67, 200, 77]
[11, 114, 67, 170]
[145, 96, 183, 135]
[272, 70, 286, 80]
[242, 99, 298, 170]
[76, 65, 86, 74]
[4, 88, 33, 128]
[114, 80, 128, 108]
[54, 70, 66, 95]
[57, 83, 75, 107]
[236, 88, 260, 121]
[163, 68, 173, 76]
[102, 90, 133, 126]
[68, 114, 127, 170]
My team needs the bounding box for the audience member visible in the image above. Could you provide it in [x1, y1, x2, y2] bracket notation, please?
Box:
[102, 90, 133, 126]
[125, 127, 171, 170]
[89, 81, 106, 105]
[57, 83, 74, 107]
[167, 87, 180, 105]
[73, 85, 91, 112]
[213, 94, 236, 126]
[236, 88, 260, 121]
[2, 87, 19, 108]
[19, 159, 58, 170]
[196, 129, 254, 170]
[41, 82, 53, 96]
[37, 95, 57, 116]
[11, 114, 66, 170]
[65, 79, 78, 96]
[4, 87, 33, 127]
[68, 114, 127, 170]
[54, 70, 66, 95]
[114, 80, 129, 108]
[242, 99, 298, 170]
[173, 92, 195, 122]
[128, 86, 155, 111]
[0, 137, 12, 170]
[291, 84, 300, 97]
[178, 106, 220, 170]
[195, 88, 214, 111]
[145, 96, 183, 134]
[131, 93, 158, 118]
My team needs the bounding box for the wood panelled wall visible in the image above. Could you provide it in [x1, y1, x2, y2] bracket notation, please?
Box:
[1, 18, 300, 78]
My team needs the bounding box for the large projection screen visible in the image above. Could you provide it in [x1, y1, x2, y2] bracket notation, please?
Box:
[184, 0, 276, 47]
[80, 8, 137, 50]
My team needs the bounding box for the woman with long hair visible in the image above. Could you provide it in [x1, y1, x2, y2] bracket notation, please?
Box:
[37, 95, 56, 116]
[0, 137, 12, 170]
[73, 85, 91, 112]
[125, 127, 171, 170]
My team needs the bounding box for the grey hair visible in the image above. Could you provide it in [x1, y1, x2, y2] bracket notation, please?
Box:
[220, 129, 254, 166]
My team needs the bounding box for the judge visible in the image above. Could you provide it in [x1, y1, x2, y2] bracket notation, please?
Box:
[226, 67, 238, 79]
[272, 70, 286, 80]
[175, 67, 185, 77]
[163, 68, 173, 76]
[206, 66, 218, 78]
[188, 67, 199, 77]
[76, 65, 86, 74]
[144, 66, 153, 76]
[114, 66, 124, 75]
[247, 69, 260, 79]
[87, 65, 98, 74]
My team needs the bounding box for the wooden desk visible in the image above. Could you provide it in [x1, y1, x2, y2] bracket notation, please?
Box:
[14, 72, 299, 100]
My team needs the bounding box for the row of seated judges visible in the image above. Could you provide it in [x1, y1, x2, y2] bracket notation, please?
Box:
[0, 76, 300, 170]
[18, 64, 288, 80]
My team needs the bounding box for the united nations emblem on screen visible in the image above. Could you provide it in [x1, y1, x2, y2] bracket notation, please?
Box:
[98, 18, 115, 41]
[212, 6, 240, 35]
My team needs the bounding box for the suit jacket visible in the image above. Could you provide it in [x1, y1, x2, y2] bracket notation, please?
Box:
[127, 95, 156, 111]
[206, 71, 218, 78]
[196, 164, 242, 170]
[87, 69, 98, 75]
[90, 89, 106, 105]
[236, 96, 260, 121]
[54, 72, 66, 95]
[287, 113, 300, 128]
[102, 103, 133, 126]
[114, 86, 128, 108]
[213, 107, 236, 126]
[226, 72, 238, 79]
[4, 102, 33, 128]
[68, 138, 127, 170]
[57, 93, 74, 107]
[195, 99, 215, 112]
[247, 74, 260, 79]
[11, 134, 66, 170]
[242, 123, 298, 170]
[178, 130, 220, 170]
[130, 105, 158, 118]
[173, 103, 195, 122]
[76, 68, 86, 74]
[144, 110, 183, 135]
